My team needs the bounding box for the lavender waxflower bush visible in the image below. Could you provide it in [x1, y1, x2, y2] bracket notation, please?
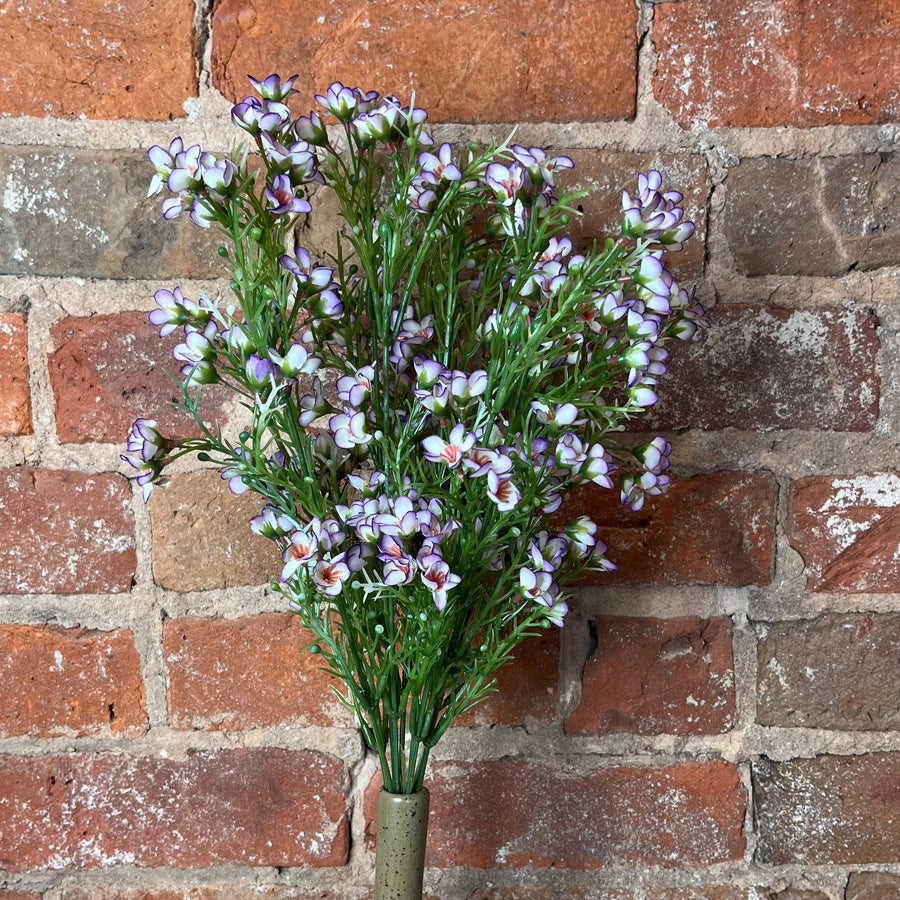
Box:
[124, 74, 707, 795]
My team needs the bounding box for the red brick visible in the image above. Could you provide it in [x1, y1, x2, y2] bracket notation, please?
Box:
[0, 749, 348, 871]
[788, 474, 900, 592]
[0, 468, 136, 594]
[845, 872, 900, 900]
[49, 312, 232, 445]
[150, 471, 275, 591]
[566, 617, 735, 736]
[455, 632, 560, 727]
[0, 892, 42, 900]
[366, 759, 745, 869]
[164, 613, 350, 730]
[644, 305, 880, 432]
[721, 156, 900, 277]
[654, 0, 900, 127]
[757, 613, 900, 729]
[468, 890, 749, 900]
[0, 151, 222, 279]
[61, 888, 346, 900]
[0, 0, 196, 119]
[0, 314, 32, 436]
[211, 0, 637, 123]
[0, 625, 147, 738]
[565, 472, 775, 587]
[754, 753, 900, 864]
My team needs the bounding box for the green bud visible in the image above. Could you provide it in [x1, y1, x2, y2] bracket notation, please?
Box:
[374, 624, 384, 635]
[309, 643, 321, 654]
[217, 246, 229, 258]
[373, 430, 384, 441]
[197, 452, 212, 462]
[510, 526, 521, 537]
[352, 225, 362, 236]
[249, 226, 263, 241]
[479, 644, 488, 653]
[239, 431, 250, 442]
[419, 612, 427, 621]
[559, 214, 570, 226]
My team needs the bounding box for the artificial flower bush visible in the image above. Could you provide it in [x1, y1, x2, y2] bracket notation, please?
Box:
[124, 74, 707, 795]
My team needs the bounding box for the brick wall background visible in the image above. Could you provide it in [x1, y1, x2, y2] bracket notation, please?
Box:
[1, 0, 899, 898]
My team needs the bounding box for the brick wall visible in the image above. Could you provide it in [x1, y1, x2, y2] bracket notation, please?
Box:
[0, 0, 898, 897]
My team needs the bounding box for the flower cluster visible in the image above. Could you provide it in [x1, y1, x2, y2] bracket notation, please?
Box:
[127, 75, 707, 794]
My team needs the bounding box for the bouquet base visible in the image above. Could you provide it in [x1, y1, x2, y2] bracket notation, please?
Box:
[374, 787, 430, 900]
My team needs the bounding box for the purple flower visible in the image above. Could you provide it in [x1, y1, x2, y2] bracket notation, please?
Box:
[417, 143, 462, 184]
[486, 471, 521, 511]
[413, 356, 446, 388]
[250, 506, 296, 539]
[281, 528, 319, 582]
[330, 409, 373, 450]
[260, 132, 322, 186]
[418, 553, 461, 611]
[519, 567, 557, 607]
[280, 248, 335, 293]
[315, 82, 379, 123]
[174, 321, 218, 365]
[299, 377, 331, 426]
[294, 110, 329, 146]
[231, 96, 292, 136]
[147, 137, 184, 197]
[149, 287, 206, 337]
[266, 174, 313, 215]
[245, 353, 278, 390]
[422, 424, 475, 468]
[485, 162, 527, 206]
[313, 555, 351, 596]
[269, 343, 321, 378]
[337, 365, 375, 408]
[248, 73, 299, 102]
[462, 447, 512, 479]
[407, 179, 438, 214]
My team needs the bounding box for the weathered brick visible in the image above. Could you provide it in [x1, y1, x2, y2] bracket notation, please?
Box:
[0, 150, 220, 278]
[456, 632, 559, 728]
[769, 892, 829, 900]
[563, 152, 708, 279]
[0, 314, 32, 436]
[754, 753, 900, 864]
[0, 892, 42, 900]
[164, 613, 350, 730]
[0, 0, 196, 119]
[565, 472, 775, 587]
[0, 749, 348, 871]
[757, 613, 900, 730]
[211, 0, 637, 123]
[366, 759, 745, 869]
[61, 888, 345, 900]
[462, 889, 747, 900]
[0, 625, 147, 738]
[787, 475, 900, 592]
[0, 468, 136, 594]
[654, 0, 900, 127]
[644, 305, 880, 433]
[49, 311, 232, 445]
[721, 156, 900, 276]
[566, 617, 734, 736]
[149, 471, 275, 591]
[846, 872, 900, 900]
